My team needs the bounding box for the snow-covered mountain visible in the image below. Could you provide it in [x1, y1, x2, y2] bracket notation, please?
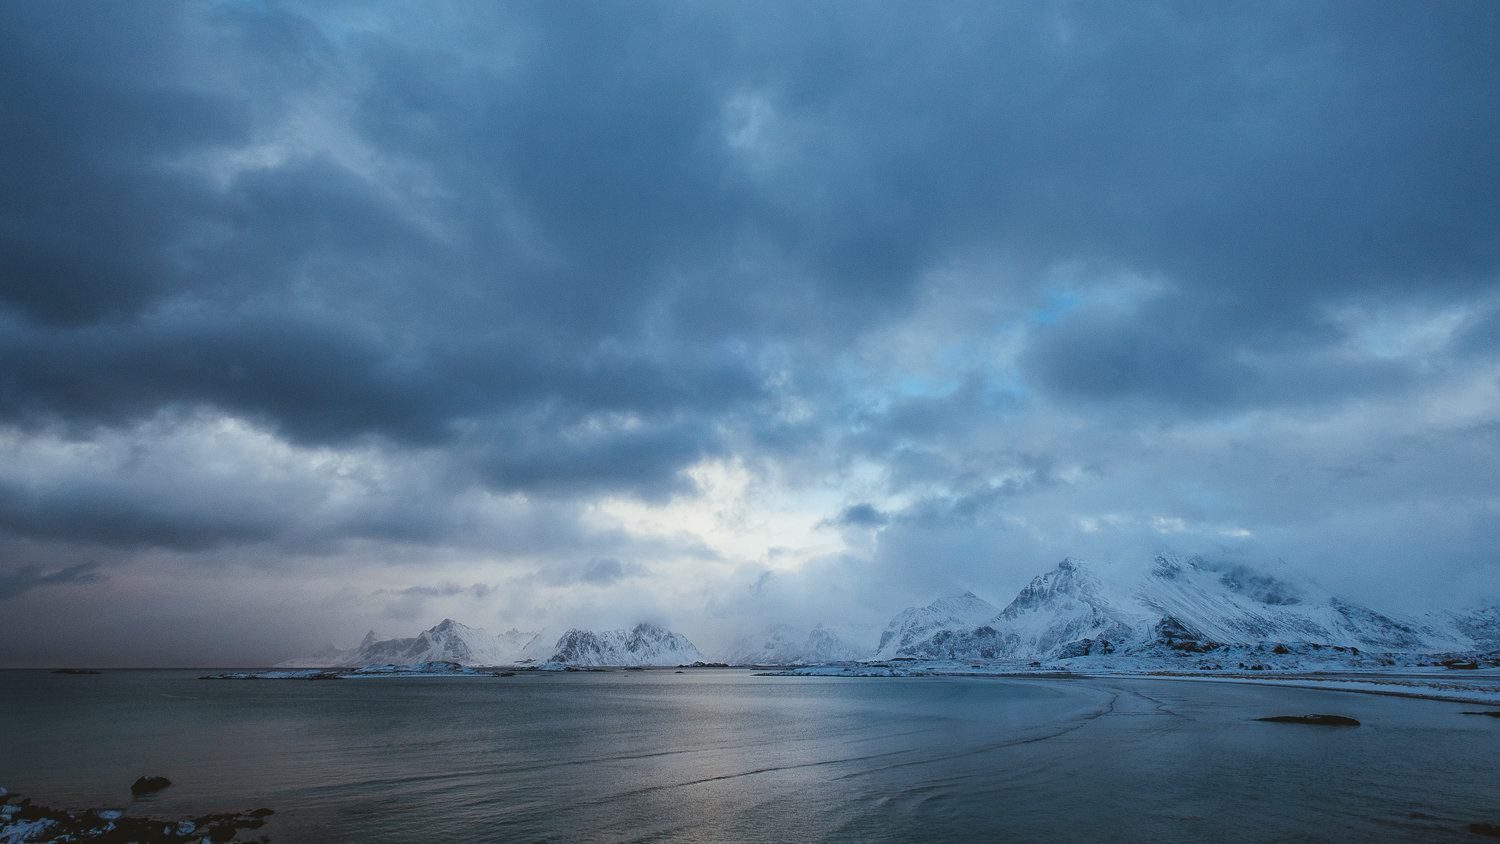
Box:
[874, 591, 999, 659]
[717, 624, 871, 665]
[1437, 605, 1500, 651]
[278, 620, 541, 668]
[885, 556, 1489, 661]
[541, 623, 704, 666]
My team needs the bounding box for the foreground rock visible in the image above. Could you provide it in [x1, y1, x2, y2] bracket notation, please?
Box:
[1461, 710, 1500, 718]
[1471, 823, 1500, 839]
[0, 792, 272, 843]
[1254, 714, 1361, 726]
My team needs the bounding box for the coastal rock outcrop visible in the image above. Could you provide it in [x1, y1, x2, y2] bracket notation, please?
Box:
[0, 791, 272, 844]
[130, 776, 171, 794]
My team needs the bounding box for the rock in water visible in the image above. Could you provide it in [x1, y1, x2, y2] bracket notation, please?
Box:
[130, 776, 172, 794]
[1460, 711, 1500, 718]
[1254, 714, 1361, 726]
[1470, 823, 1500, 838]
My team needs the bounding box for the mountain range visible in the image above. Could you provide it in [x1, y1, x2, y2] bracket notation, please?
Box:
[881, 555, 1499, 661]
[279, 621, 702, 668]
[281, 554, 1499, 669]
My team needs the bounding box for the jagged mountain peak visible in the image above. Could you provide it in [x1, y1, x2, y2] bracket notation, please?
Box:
[1003, 558, 1109, 609]
[929, 590, 991, 612]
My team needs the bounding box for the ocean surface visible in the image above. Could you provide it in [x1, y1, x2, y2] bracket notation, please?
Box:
[2, 668, 1497, 843]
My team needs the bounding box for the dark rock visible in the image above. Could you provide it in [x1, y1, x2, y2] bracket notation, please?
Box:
[1152, 615, 1202, 643]
[496, 671, 516, 677]
[1272, 644, 1290, 654]
[1460, 711, 1500, 718]
[51, 668, 102, 674]
[0, 794, 272, 842]
[131, 775, 172, 794]
[1255, 714, 1361, 726]
[1445, 661, 1480, 670]
[1471, 823, 1500, 838]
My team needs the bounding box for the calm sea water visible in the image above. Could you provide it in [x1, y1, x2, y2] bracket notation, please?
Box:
[2, 669, 1496, 843]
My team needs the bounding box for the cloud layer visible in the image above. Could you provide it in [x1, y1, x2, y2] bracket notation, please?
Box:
[2, 1, 1498, 665]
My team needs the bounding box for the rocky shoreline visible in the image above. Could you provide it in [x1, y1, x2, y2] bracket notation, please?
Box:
[0, 788, 272, 844]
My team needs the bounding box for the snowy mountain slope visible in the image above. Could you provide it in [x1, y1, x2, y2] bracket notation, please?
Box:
[1129, 555, 1465, 651]
[886, 556, 1482, 661]
[874, 591, 999, 659]
[1432, 605, 1500, 650]
[542, 623, 705, 666]
[717, 624, 871, 665]
[277, 620, 540, 667]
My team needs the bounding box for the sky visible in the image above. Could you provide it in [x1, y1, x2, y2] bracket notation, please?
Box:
[2, 1, 1499, 667]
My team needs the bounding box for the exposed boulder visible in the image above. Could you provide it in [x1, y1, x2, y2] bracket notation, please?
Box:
[130, 776, 172, 794]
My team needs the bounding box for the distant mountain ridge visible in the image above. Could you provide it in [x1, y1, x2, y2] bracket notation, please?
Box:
[277, 619, 541, 668]
[279, 620, 704, 667]
[874, 591, 997, 659]
[717, 624, 871, 665]
[884, 555, 1496, 661]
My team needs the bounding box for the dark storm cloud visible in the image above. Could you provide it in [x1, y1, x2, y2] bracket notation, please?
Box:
[1019, 294, 1419, 413]
[0, 561, 105, 600]
[0, 0, 1498, 562]
[380, 582, 497, 620]
[0, 476, 283, 550]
